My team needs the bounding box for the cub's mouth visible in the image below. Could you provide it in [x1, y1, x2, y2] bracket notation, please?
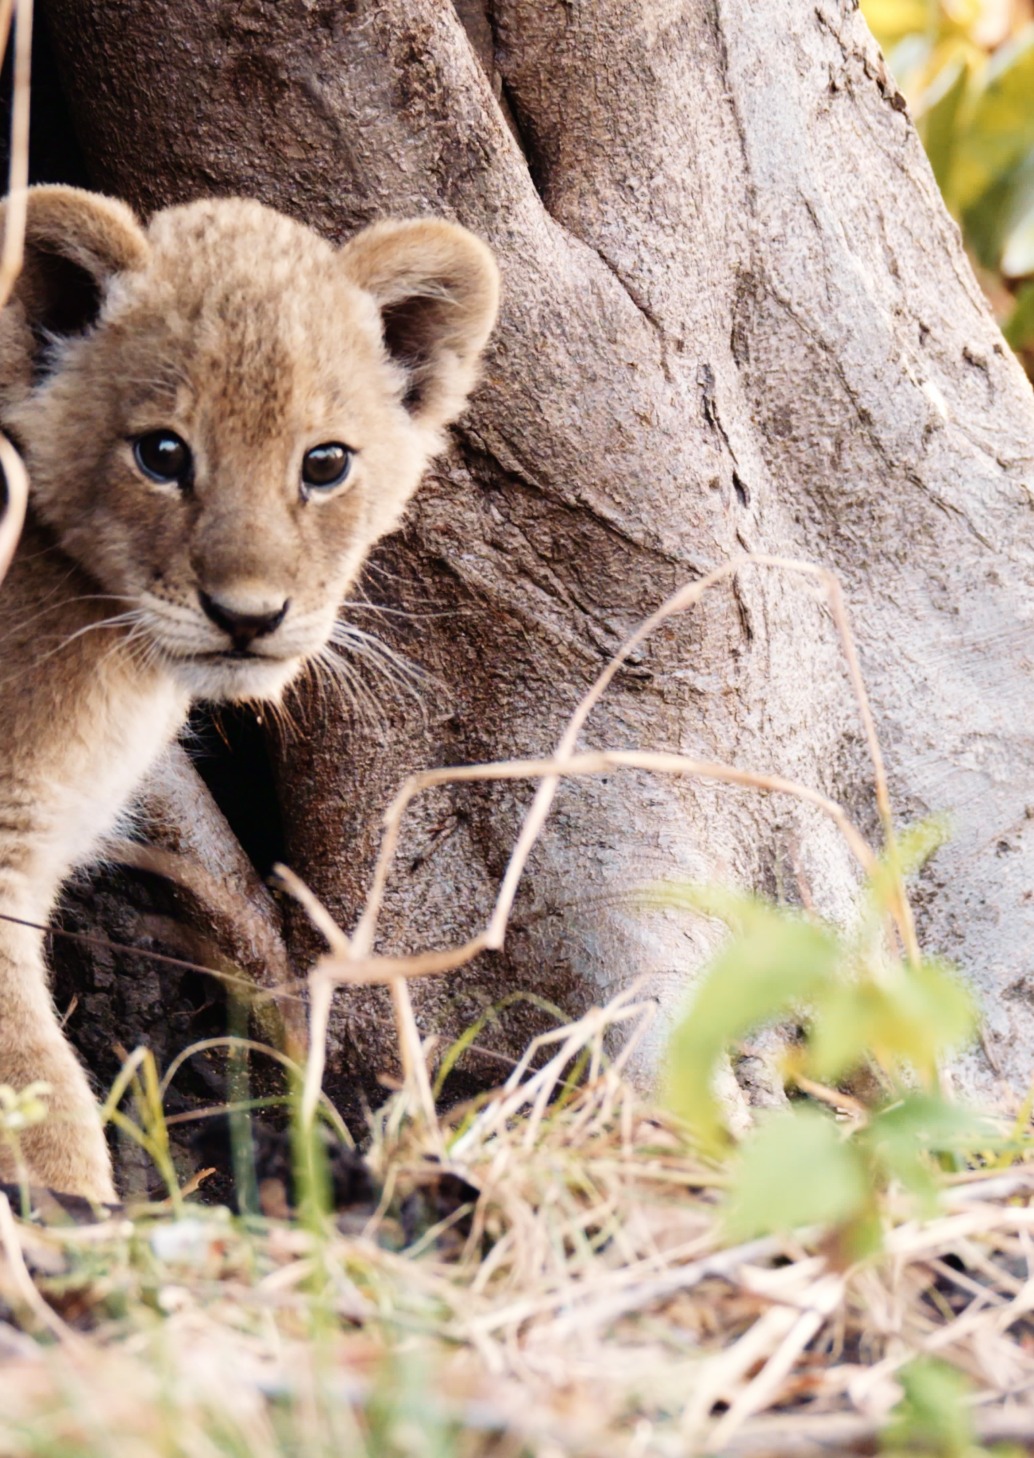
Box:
[192, 649, 279, 662]
[162, 645, 305, 704]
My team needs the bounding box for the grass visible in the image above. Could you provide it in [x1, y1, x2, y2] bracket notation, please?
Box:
[2, 1013, 1034, 1458]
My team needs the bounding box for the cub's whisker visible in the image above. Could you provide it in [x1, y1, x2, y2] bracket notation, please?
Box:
[0, 590, 137, 645]
[0, 610, 149, 687]
[329, 621, 429, 701]
[306, 645, 391, 739]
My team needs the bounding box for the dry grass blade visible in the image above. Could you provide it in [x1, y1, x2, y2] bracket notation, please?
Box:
[327, 554, 889, 1009]
[706, 1271, 848, 1447]
[0, 0, 31, 591]
[0, 0, 30, 315]
[0, 1192, 83, 1350]
[329, 748, 874, 987]
[284, 552, 923, 1317]
[273, 862, 440, 1136]
[0, 434, 27, 590]
[272, 863, 349, 956]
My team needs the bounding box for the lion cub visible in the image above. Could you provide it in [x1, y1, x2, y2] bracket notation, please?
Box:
[0, 186, 498, 1201]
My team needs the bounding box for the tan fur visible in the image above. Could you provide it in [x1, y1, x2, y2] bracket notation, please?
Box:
[0, 186, 498, 1200]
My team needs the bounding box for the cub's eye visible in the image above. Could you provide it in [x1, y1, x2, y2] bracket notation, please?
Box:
[301, 442, 353, 496]
[133, 430, 192, 486]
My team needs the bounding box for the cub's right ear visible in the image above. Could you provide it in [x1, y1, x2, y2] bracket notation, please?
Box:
[0, 186, 148, 384]
[340, 217, 499, 434]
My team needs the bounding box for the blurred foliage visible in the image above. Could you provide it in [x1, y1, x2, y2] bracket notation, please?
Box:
[657, 821, 1009, 1258]
[861, 0, 1034, 371]
[881, 1358, 975, 1458]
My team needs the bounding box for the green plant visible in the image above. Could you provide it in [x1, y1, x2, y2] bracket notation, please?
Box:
[0, 1080, 51, 1216]
[862, 0, 1034, 365]
[657, 823, 1004, 1253]
[883, 1357, 974, 1456]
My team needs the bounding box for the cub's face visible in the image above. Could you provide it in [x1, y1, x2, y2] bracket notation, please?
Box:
[0, 191, 498, 701]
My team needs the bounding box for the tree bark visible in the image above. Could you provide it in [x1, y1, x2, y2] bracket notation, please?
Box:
[37, 0, 1034, 1121]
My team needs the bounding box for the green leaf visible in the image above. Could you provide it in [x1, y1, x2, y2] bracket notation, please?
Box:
[1004, 278, 1034, 348]
[881, 958, 976, 1072]
[921, 55, 970, 198]
[952, 26, 1034, 213]
[881, 1358, 974, 1458]
[658, 889, 840, 1142]
[865, 1095, 997, 1211]
[433, 991, 569, 1100]
[809, 958, 974, 1085]
[725, 1106, 870, 1240]
[893, 816, 952, 877]
[963, 147, 1034, 271]
[871, 1093, 997, 1153]
[865, 817, 949, 917]
[861, 0, 931, 48]
[1002, 191, 1034, 277]
[807, 981, 890, 1083]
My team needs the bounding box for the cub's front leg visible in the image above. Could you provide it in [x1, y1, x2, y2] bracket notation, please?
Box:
[0, 912, 114, 1203]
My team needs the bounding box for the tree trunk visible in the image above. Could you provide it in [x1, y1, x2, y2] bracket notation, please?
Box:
[35, 0, 1034, 1130]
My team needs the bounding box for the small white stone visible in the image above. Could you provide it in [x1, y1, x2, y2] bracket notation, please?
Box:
[921, 379, 950, 422]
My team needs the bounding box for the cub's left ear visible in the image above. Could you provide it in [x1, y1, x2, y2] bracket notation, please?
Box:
[340, 218, 499, 430]
[0, 186, 149, 393]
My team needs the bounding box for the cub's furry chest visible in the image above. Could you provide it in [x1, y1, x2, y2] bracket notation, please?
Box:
[0, 524, 186, 874]
[33, 669, 189, 882]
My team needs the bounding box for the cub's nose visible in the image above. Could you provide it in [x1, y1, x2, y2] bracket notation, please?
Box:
[198, 589, 289, 650]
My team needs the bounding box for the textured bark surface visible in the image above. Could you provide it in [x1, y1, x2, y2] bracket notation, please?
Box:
[36, 0, 1034, 1128]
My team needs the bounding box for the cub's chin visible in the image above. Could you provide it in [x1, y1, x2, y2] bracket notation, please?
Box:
[165, 650, 304, 704]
